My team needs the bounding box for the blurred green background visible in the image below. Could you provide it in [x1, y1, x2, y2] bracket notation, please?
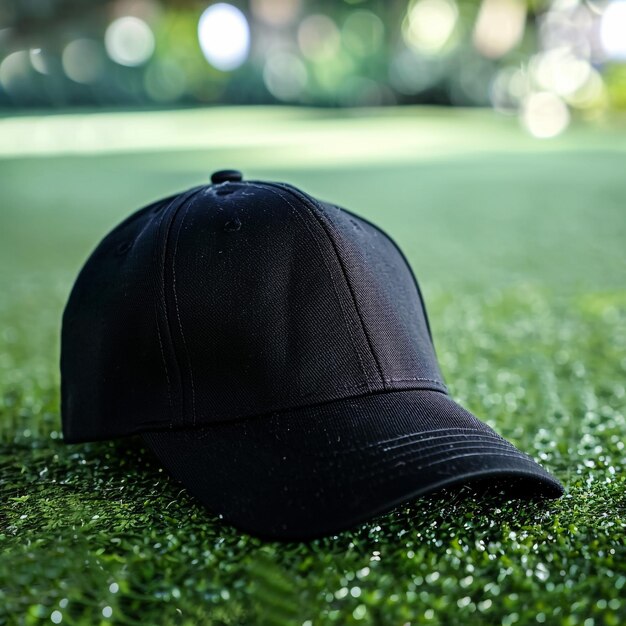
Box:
[2, 0, 626, 135]
[1, 106, 625, 286]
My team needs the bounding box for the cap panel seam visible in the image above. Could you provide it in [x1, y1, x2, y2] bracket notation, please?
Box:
[338, 206, 437, 344]
[306, 196, 388, 390]
[95, 383, 447, 440]
[155, 186, 205, 428]
[320, 202, 446, 388]
[314, 428, 510, 456]
[244, 182, 373, 391]
[170, 196, 199, 427]
[267, 183, 387, 390]
[189, 384, 450, 438]
[153, 194, 181, 428]
[151, 182, 447, 433]
[154, 305, 174, 420]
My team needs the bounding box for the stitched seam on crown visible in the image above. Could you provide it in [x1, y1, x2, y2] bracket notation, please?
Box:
[192, 384, 450, 439]
[188, 382, 450, 440]
[154, 305, 173, 419]
[244, 183, 372, 389]
[158, 187, 204, 427]
[171, 198, 198, 426]
[339, 205, 437, 344]
[154, 195, 180, 428]
[305, 194, 389, 390]
[272, 183, 387, 390]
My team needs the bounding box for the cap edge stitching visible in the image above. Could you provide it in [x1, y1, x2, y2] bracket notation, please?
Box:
[263, 182, 388, 391]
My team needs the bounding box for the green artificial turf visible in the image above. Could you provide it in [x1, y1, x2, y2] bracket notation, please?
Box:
[1, 107, 625, 625]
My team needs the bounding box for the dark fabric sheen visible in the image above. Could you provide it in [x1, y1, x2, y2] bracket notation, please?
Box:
[61, 177, 563, 539]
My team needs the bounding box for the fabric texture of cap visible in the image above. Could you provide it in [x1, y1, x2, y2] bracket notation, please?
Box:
[61, 172, 563, 540]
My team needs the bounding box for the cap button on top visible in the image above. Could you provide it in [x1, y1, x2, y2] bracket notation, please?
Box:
[211, 169, 243, 184]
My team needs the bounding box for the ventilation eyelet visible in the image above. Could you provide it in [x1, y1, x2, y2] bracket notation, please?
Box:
[224, 218, 241, 232]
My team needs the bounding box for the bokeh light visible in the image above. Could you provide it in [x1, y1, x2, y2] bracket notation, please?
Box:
[198, 3, 250, 71]
[250, 0, 301, 26]
[490, 66, 529, 113]
[105, 16, 155, 67]
[263, 52, 307, 101]
[565, 67, 607, 112]
[29, 49, 50, 75]
[0, 0, 623, 125]
[403, 0, 459, 55]
[144, 58, 187, 103]
[342, 11, 385, 57]
[531, 48, 592, 97]
[472, 0, 526, 59]
[311, 49, 354, 94]
[538, 2, 594, 61]
[62, 39, 104, 84]
[298, 14, 340, 61]
[0, 50, 31, 98]
[522, 91, 570, 138]
[600, 0, 626, 60]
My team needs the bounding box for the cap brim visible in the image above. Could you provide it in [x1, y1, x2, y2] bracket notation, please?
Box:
[142, 389, 563, 540]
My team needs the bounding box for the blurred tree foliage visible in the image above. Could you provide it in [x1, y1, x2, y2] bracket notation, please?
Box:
[0, 0, 623, 112]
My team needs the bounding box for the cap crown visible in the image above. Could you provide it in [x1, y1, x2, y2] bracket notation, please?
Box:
[61, 181, 446, 441]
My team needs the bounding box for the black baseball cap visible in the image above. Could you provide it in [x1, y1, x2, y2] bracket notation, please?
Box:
[61, 169, 563, 540]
